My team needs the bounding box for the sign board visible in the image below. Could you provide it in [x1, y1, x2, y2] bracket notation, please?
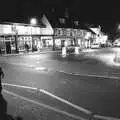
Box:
[3, 25, 12, 34]
[0, 25, 4, 35]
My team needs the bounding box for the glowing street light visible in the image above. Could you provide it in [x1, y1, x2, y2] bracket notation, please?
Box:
[30, 18, 37, 25]
[30, 18, 37, 52]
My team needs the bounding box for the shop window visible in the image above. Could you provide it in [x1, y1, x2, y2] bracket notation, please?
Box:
[11, 41, 16, 50]
[25, 37, 28, 40]
[58, 30, 61, 36]
[55, 39, 61, 47]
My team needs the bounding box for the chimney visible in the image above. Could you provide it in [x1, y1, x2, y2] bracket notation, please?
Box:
[65, 8, 69, 18]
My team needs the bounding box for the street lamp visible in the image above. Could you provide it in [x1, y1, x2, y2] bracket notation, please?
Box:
[30, 18, 37, 25]
[30, 18, 37, 51]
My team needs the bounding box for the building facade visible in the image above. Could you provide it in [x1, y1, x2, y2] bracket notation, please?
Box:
[53, 27, 96, 49]
[90, 26, 108, 45]
[0, 15, 54, 54]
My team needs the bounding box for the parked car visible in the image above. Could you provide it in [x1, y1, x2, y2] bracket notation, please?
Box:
[113, 38, 120, 47]
[113, 42, 120, 47]
[91, 43, 100, 49]
[100, 44, 107, 48]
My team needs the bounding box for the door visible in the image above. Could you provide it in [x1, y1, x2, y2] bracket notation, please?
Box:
[6, 42, 11, 54]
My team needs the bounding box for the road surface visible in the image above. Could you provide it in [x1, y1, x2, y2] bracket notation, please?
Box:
[1, 47, 120, 120]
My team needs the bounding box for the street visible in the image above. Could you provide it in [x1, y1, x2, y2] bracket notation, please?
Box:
[1, 48, 120, 120]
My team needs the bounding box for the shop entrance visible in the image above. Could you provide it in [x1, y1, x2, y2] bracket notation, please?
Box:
[5, 41, 11, 54]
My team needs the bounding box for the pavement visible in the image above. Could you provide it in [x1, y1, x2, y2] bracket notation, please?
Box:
[1, 49, 61, 57]
[0, 48, 97, 57]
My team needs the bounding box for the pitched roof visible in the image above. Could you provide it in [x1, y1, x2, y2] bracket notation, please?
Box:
[44, 12, 96, 34]
[45, 12, 80, 29]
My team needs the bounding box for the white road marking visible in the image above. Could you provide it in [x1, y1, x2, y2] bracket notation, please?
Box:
[2, 83, 120, 120]
[2, 83, 38, 90]
[94, 114, 120, 120]
[59, 70, 119, 79]
[2, 83, 91, 115]
[3, 89, 85, 120]
[35, 67, 47, 71]
[40, 89, 91, 114]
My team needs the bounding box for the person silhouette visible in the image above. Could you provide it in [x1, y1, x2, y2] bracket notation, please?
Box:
[0, 67, 4, 93]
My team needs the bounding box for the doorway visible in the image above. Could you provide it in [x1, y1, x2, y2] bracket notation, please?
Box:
[5, 41, 11, 54]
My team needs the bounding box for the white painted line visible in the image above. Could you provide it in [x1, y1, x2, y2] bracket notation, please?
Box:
[94, 114, 120, 120]
[2, 83, 38, 90]
[73, 73, 119, 79]
[35, 67, 47, 71]
[2, 83, 91, 115]
[40, 88, 120, 120]
[3, 89, 85, 120]
[40, 89, 91, 115]
[2, 83, 120, 120]
[58, 70, 119, 79]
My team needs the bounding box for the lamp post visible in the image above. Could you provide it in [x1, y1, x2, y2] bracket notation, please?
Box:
[30, 18, 37, 25]
[30, 18, 37, 52]
[12, 24, 19, 53]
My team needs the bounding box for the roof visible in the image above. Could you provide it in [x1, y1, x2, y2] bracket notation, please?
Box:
[45, 12, 81, 29]
[45, 12, 96, 35]
[2, 22, 45, 28]
[85, 24, 100, 28]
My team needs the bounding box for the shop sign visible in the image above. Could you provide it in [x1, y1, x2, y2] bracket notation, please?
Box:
[13, 25, 41, 35]
[31, 27, 39, 35]
[3, 25, 12, 34]
[15, 25, 26, 35]
[11, 25, 17, 34]
[0, 24, 4, 35]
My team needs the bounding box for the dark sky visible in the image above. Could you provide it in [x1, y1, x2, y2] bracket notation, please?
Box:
[0, 0, 120, 34]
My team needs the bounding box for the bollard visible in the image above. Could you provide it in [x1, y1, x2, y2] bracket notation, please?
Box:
[75, 47, 79, 54]
[114, 52, 120, 63]
[62, 47, 67, 56]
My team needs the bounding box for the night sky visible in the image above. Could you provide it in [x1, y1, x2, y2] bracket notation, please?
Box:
[0, 0, 120, 35]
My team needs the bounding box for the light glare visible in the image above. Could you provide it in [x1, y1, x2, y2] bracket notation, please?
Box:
[30, 18, 37, 25]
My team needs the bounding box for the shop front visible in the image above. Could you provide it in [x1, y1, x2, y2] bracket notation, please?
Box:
[0, 37, 6, 54]
[0, 35, 17, 54]
[40, 36, 53, 49]
[54, 36, 74, 50]
[32, 36, 41, 51]
[17, 36, 32, 52]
